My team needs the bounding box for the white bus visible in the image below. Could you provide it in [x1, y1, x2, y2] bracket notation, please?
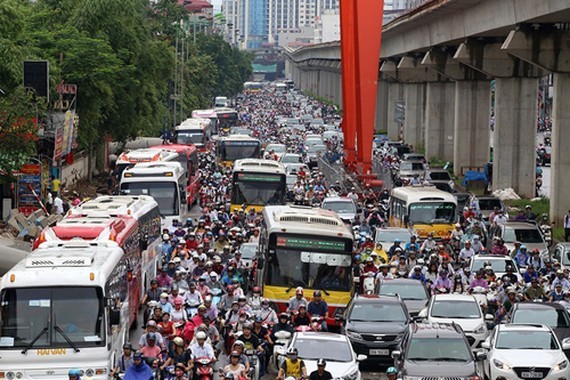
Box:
[0, 241, 135, 378]
[259, 205, 354, 326]
[115, 148, 179, 182]
[120, 162, 188, 228]
[174, 118, 213, 150]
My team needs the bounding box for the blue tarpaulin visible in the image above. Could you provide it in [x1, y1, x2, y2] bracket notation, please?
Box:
[462, 171, 488, 187]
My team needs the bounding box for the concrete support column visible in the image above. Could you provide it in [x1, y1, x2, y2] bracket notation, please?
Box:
[375, 80, 389, 133]
[550, 73, 570, 226]
[386, 82, 402, 141]
[403, 83, 426, 151]
[492, 77, 538, 198]
[453, 80, 491, 177]
[425, 82, 455, 162]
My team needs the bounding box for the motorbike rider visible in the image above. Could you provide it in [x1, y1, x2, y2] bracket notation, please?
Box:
[278, 347, 307, 380]
[405, 235, 420, 253]
[514, 245, 530, 268]
[270, 312, 296, 342]
[459, 240, 475, 263]
[420, 233, 437, 253]
[183, 283, 203, 311]
[223, 351, 247, 379]
[123, 352, 154, 380]
[236, 322, 266, 376]
[287, 287, 308, 313]
[524, 278, 547, 301]
[431, 269, 452, 293]
[140, 332, 162, 360]
[376, 264, 394, 281]
[471, 235, 484, 254]
[219, 285, 239, 311]
[551, 269, 570, 291]
[385, 367, 398, 380]
[307, 291, 328, 332]
[309, 359, 333, 380]
[111, 343, 135, 378]
[409, 265, 427, 283]
[490, 238, 508, 256]
[469, 270, 489, 291]
[190, 331, 216, 363]
[258, 298, 278, 325]
[527, 249, 544, 270]
[139, 320, 166, 349]
[292, 305, 311, 328]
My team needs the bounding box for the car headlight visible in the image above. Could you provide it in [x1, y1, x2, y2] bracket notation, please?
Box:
[343, 369, 359, 380]
[554, 359, 568, 371]
[493, 359, 511, 370]
[345, 330, 363, 340]
[474, 325, 486, 334]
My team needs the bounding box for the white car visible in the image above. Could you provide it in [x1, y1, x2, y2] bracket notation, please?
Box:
[265, 143, 287, 160]
[284, 163, 309, 176]
[288, 332, 366, 380]
[419, 294, 489, 348]
[469, 254, 523, 283]
[482, 324, 570, 380]
[321, 196, 359, 224]
[279, 153, 302, 164]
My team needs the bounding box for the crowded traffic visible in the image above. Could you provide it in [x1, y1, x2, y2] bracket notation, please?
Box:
[0, 81, 566, 380]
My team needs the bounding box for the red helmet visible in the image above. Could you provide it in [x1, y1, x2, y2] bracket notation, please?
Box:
[253, 286, 261, 293]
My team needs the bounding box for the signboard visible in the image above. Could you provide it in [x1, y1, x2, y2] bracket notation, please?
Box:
[237, 173, 281, 182]
[275, 235, 348, 252]
[53, 124, 64, 160]
[17, 164, 41, 216]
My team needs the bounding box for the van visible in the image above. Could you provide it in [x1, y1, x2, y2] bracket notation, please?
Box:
[214, 96, 228, 107]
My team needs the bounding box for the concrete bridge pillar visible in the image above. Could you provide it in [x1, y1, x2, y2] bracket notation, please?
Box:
[375, 80, 390, 133]
[403, 83, 426, 151]
[453, 80, 491, 177]
[386, 82, 403, 141]
[425, 81, 455, 162]
[493, 77, 538, 198]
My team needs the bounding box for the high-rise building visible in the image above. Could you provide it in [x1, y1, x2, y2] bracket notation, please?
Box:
[243, 0, 269, 49]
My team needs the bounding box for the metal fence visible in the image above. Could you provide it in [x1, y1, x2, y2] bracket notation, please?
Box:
[318, 155, 347, 192]
[373, 157, 393, 190]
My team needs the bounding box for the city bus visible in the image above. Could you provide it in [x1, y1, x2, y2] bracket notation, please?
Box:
[259, 205, 354, 326]
[192, 109, 219, 135]
[214, 107, 238, 132]
[114, 148, 179, 183]
[150, 144, 201, 204]
[231, 159, 287, 213]
[120, 162, 188, 228]
[173, 118, 213, 151]
[244, 81, 262, 93]
[217, 135, 262, 167]
[389, 186, 458, 240]
[0, 241, 138, 378]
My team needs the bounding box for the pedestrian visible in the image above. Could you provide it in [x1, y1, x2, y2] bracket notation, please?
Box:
[53, 192, 64, 215]
[565, 210, 570, 242]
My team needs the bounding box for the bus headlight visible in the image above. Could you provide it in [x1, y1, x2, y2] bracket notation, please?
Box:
[5, 372, 14, 380]
[85, 368, 95, 377]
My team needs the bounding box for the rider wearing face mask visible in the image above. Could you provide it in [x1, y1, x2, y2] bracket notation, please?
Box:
[257, 298, 278, 325]
[420, 233, 437, 252]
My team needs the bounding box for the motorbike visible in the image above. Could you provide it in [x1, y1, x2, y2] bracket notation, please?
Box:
[272, 330, 292, 369]
[244, 348, 261, 380]
[186, 298, 201, 317]
[210, 287, 223, 308]
[194, 357, 214, 380]
[540, 223, 553, 246]
[360, 272, 376, 294]
[471, 286, 489, 312]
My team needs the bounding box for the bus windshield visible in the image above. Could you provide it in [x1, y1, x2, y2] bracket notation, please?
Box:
[232, 173, 286, 206]
[121, 182, 178, 216]
[221, 143, 260, 161]
[408, 202, 456, 224]
[266, 236, 352, 291]
[175, 130, 205, 146]
[0, 287, 105, 349]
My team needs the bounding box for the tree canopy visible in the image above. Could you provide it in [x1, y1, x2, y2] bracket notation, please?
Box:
[0, 0, 252, 162]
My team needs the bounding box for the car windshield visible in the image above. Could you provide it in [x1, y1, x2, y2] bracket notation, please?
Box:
[495, 330, 560, 350]
[294, 338, 353, 362]
[267, 145, 286, 153]
[471, 258, 516, 273]
[408, 202, 456, 224]
[379, 282, 428, 301]
[349, 303, 407, 322]
[431, 300, 481, 319]
[308, 145, 326, 154]
[175, 130, 205, 145]
[407, 338, 471, 362]
[512, 308, 570, 328]
[400, 162, 424, 171]
[232, 176, 286, 206]
[375, 230, 411, 244]
[281, 155, 301, 163]
[503, 227, 545, 244]
[478, 199, 502, 211]
[322, 201, 356, 214]
[428, 172, 451, 181]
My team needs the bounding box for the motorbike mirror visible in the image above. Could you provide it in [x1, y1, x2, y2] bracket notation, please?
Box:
[356, 354, 367, 361]
[391, 350, 401, 360]
[485, 314, 494, 321]
[475, 351, 487, 361]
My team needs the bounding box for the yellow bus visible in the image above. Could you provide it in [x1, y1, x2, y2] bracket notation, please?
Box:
[244, 81, 262, 93]
[389, 186, 457, 240]
[217, 135, 262, 167]
[231, 159, 287, 213]
[259, 205, 354, 326]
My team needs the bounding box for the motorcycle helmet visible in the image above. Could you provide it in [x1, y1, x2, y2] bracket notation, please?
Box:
[317, 358, 326, 366]
[287, 347, 299, 356]
[224, 373, 235, 380]
[68, 369, 81, 377]
[195, 331, 207, 340]
[386, 367, 398, 375]
[173, 337, 185, 347]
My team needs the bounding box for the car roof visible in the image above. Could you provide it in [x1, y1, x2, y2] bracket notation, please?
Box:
[293, 332, 349, 342]
[513, 302, 566, 311]
[503, 221, 540, 228]
[497, 323, 551, 332]
[380, 278, 425, 286]
[472, 254, 513, 261]
[322, 196, 354, 203]
[432, 294, 477, 302]
[375, 227, 411, 233]
[410, 322, 464, 337]
[556, 242, 570, 249]
[352, 294, 404, 304]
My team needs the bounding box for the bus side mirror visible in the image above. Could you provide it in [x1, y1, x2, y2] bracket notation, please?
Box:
[140, 236, 148, 251]
[257, 257, 264, 270]
[109, 309, 120, 326]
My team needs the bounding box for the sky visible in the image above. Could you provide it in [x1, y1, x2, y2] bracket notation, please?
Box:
[210, 0, 222, 13]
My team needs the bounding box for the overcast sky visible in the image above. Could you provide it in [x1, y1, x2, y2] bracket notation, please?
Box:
[211, 0, 222, 13]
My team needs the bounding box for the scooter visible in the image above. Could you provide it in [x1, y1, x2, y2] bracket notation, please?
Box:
[210, 287, 223, 308]
[471, 286, 489, 312]
[186, 298, 200, 317]
[361, 272, 376, 294]
[244, 348, 261, 380]
[194, 357, 214, 380]
[272, 330, 292, 369]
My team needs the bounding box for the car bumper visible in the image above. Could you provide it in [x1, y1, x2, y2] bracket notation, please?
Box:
[491, 366, 570, 380]
[347, 338, 398, 363]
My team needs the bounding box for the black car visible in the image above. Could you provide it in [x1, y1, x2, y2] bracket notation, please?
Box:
[392, 322, 486, 379]
[506, 302, 570, 357]
[376, 278, 430, 317]
[339, 294, 410, 364]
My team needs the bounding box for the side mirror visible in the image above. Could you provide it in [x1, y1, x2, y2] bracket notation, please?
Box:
[257, 257, 264, 270]
[485, 314, 494, 321]
[356, 354, 367, 362]
[109, 309, 120, 326]
[481, 341, 490, 350]
[335, 315, 345, 322]
[417, 308, 427, 318]
[475, 351, 487, 361]
[519, 267, 527, 275]
[391, 350, 401, 360]
[412, 316, 424, 323]
[562, 338, 570, 351]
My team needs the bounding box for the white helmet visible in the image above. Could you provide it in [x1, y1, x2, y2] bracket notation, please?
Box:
[195, 331, 207, 340]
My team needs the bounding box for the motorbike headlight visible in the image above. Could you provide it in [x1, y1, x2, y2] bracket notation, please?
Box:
[345, 330, 363, 341]
[554, 359, 568, 371]
[493, 359, 511, 370]
[474, 325, 486, 334]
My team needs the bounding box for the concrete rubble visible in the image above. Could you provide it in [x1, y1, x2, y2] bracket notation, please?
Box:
[5, 209, 61, 242]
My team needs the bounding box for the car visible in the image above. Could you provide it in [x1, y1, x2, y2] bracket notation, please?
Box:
[340, 294, 410, 364]
[238, 242, 258, 270]
[284, 163, 309, 176]
[425, 168, 454, 190]
[469, 254, 523, 283]
[402, 153, 426, 162]
[473, 196, 505, 223]
[553, 242, 570, 270]
[374, 227, 413, 251]
[492, 221, 549, 258]
[279, 153, 302, 164]
[392, 322, 486, 379]
[506, 302, 570, 357]
[398, 160, 425, 180]
[376, 279, 430, 317]
[307, 144, 326, 168]
[322, 130, 343, 142]
[265, 143, 287, 159]
[288, 332, 365, 380]
[426, 180, 454, 193]
[321, 196, 360, 224]
[418, 294, 490, 347]
[453, 192, 472, 215]
[304, 135, 324, 148]
[482, 324, 570, 380]
[285, 174, 298, 191]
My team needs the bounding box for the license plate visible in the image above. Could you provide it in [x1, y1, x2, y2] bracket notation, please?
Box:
[369, 349, 389, 356]
[521, 372, 542, 379]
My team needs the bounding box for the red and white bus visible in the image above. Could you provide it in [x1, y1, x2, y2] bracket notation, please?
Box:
[173, 118, 213, 152]
[115, 148, 179, 183]
[150, 144, 201, 206]
[192, 109, 219, 134]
